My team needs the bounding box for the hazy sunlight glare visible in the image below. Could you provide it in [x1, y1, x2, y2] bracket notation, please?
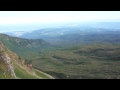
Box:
[0, 11, 120, 32]
[0, 11, 120, 25]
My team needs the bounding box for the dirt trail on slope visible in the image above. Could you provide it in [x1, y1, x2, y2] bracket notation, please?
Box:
[16, 63, 54, 79]
[34, 69, 54, 79]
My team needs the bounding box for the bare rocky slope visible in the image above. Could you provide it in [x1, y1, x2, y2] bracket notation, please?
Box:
[0, 42, 53, 79]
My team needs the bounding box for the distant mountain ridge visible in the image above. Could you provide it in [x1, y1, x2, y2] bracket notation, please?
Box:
[5, 22, 120, 38]
[0, 34, 51, 56]
[3, 22, 120, 46]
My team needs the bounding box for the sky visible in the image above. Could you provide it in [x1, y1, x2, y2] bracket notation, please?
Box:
[0, 11, 120, 32]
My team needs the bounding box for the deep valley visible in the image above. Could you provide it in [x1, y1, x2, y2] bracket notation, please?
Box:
[1, 22, 120, 79]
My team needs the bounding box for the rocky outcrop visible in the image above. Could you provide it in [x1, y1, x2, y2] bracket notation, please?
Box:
[0, 42, 16, 78]
[1, 53, 16, 78]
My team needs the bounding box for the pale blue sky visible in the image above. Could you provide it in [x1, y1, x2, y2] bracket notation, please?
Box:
[0, 11, 120, 25]
[0, 11, 120, 32]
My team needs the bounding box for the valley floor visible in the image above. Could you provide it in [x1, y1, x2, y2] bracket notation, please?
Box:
[24, 43, 120, 79]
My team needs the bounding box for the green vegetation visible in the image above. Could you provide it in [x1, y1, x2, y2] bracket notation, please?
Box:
[0, 41, 53, 79]
[34, 69, 52, 79]
[1, 33, 120, 79]
[14, 65, 53, 79]
[23, 43, 120, 79]
[14, 65, 39, 79]
[0, 34, 51, 57]
[0, 60, 13, 79]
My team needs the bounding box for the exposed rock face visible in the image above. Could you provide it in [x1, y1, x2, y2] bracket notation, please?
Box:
[0, 46, 3, 51]
[1, 54, 11, 64]
[0, 42, 16, 78]
[1, 54, 16, 78]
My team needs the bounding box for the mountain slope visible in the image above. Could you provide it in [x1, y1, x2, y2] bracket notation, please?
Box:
[0, 34, 52, 56]
[0, 41, 53, 79]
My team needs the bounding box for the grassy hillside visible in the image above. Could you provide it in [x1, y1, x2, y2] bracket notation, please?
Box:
[0, 41, 53, 79]
[0, 34, 52, 57]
